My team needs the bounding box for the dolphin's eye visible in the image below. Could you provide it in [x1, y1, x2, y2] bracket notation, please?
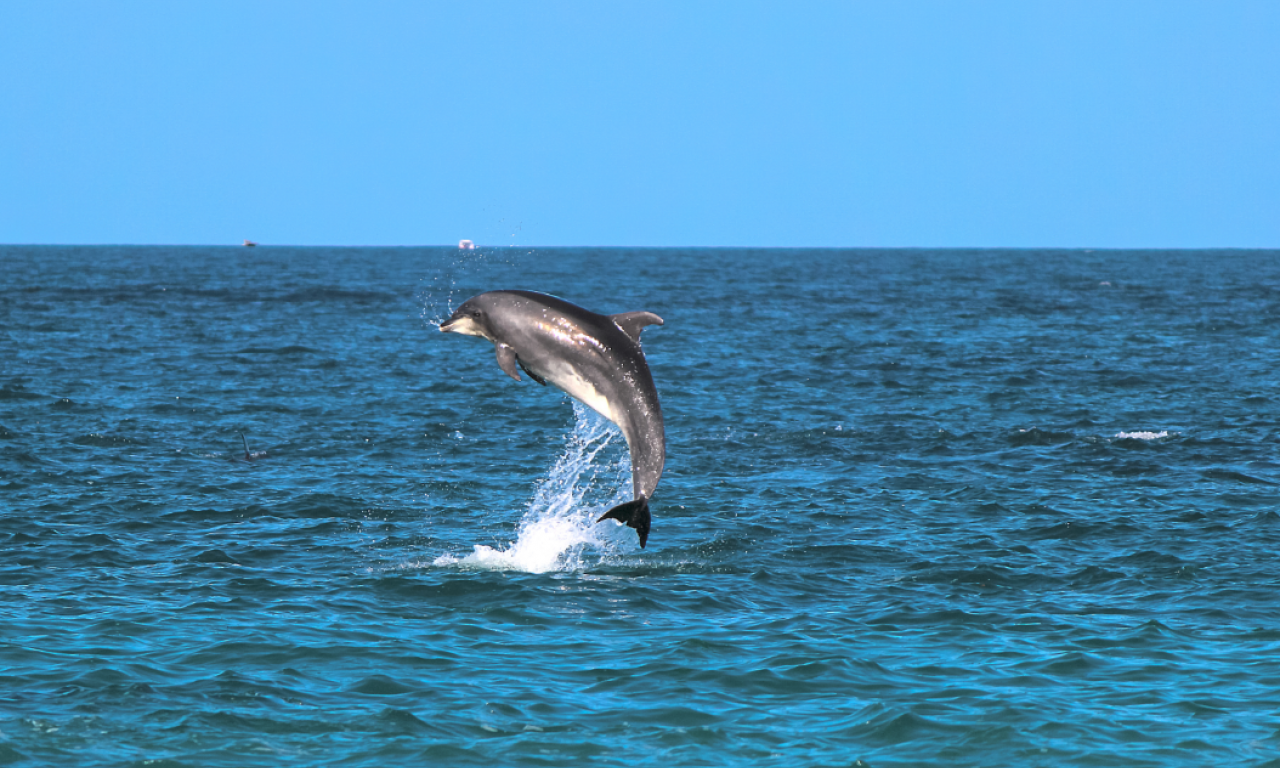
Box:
[472, 311, 482, 318]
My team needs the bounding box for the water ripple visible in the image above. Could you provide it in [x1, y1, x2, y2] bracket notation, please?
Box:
[3, 246, 1280, 766]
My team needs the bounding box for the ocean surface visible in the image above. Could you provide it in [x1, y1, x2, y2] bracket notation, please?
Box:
[2, 245, 1280, 767]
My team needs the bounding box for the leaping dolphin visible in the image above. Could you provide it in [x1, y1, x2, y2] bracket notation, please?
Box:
[439, 290, 666, 548]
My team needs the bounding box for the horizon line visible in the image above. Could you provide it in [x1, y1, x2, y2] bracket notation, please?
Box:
[3, 242, 1278, 251]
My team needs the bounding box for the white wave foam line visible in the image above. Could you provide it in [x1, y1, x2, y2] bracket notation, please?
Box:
[433, 402, 632, 574]
[1114, 430, 1174, 440]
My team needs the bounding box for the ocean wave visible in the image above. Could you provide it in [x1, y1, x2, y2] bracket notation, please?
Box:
[7, 246, 1280, 767]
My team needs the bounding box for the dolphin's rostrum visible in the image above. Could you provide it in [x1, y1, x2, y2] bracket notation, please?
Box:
[439, 290, 666, 548]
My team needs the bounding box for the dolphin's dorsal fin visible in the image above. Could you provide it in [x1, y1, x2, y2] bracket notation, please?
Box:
[495, 343, 522, 382]
[610, 311, 663, 344]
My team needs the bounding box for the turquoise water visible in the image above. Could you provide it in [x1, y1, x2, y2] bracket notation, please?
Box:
[3, 245, 1280, 767]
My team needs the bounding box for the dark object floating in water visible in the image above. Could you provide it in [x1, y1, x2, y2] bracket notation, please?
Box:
[243, 239, 257, 247]
[193, 548, 240, 564]
[239, 432, 267, 461]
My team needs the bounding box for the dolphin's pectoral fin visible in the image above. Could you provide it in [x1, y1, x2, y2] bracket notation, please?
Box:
[495, 343, 522, 382]
[517, 357, 547, 386]
[610, 311, 664, 344]
[597, 496, 651, 548]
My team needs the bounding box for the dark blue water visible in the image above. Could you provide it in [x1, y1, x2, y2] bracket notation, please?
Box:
[3, 245, 1280, 767]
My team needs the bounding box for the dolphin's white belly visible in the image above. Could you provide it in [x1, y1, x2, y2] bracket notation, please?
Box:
[543, 363, 616, 425]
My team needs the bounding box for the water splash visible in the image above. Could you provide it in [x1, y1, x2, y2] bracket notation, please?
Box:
[417, 232, 534, 327]
[1115, 430, 1175, 440]
[419, 246, 494, 327]
[433, 402, 633, 573]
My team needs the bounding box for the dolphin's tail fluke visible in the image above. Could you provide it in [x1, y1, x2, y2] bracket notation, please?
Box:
[597, 496, 651, 549]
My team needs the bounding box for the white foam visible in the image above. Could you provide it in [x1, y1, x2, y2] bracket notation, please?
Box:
[1114, 430, 1173, 440]
[432, 402, 632, 573]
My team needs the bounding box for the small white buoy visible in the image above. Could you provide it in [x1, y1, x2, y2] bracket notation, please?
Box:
[458, 239, 475, 250]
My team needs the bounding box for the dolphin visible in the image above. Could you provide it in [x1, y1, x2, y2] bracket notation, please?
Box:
[439, 290, 665, 547]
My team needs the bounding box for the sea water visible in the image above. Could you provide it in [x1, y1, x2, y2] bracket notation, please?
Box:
[2, 246, 1280, 767]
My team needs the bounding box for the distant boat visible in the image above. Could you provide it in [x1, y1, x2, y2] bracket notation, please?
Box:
[458, 239, 475, 250]
[243, 239, 257, 247]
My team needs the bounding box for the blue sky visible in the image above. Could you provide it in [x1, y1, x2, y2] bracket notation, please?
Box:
[2, 1, 1277, 247]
